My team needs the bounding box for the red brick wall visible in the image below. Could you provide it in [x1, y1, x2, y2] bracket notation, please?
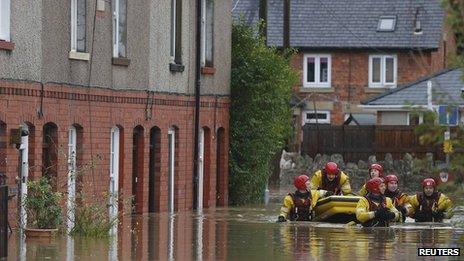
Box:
[0, 80, 230, 227]
[292, 48, 449, 125]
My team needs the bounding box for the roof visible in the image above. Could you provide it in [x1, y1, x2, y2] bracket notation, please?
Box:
[232, 0, 261, 26]
[233, 0, 445, 50]
[362, 69, 464, 106]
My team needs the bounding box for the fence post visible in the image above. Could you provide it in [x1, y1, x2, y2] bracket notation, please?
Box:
[0, 185, 7, 259]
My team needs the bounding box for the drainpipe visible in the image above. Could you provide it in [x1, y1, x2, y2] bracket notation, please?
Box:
[193, 0, 202, 210]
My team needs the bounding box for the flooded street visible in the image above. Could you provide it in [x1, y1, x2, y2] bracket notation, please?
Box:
[6, 188, 464, 260]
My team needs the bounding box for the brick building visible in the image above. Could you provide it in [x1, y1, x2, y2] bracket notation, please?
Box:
[233, 0, 456, 150]
[0, 0, 231, 227]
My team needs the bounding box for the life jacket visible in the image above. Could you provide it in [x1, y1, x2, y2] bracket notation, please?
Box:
[384, 189, 403, 206]
[415, 192, 441, 222]
[321, 172, 342, 195]
[288, 191, 312, 221]
[362, 194, 388, 227]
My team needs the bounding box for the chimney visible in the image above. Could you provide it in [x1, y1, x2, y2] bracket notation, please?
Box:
[283, 0, 290, 48]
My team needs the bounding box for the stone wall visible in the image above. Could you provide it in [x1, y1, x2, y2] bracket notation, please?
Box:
[279, 151, 440, 193]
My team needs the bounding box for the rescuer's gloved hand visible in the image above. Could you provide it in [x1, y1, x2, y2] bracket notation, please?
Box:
[413, 211, 427, 222]
[324, 191, 334, 197]
[384, 210, 396, 221]
[396, 206, 407, 222]
[374, 208, 388, 220]
[277, 215, 287, 223]
[432, 210, 445, 219]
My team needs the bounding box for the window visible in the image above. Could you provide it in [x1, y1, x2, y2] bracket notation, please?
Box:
[0, 0, 10, 41]
[407, 112, 423, 126]
[302, 110, 331, 124]
[303, 54, 331, 88]
[369, 55, 397, 88]
[377, 16, 396, 32]
[170, 0, 182, 64]
[438, 105, 459, 126]
[201, 0, 214, 67]
[112, 0, 127, 58]
[71, 0, 86, 52]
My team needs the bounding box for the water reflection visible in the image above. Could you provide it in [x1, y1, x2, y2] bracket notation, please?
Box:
[6, 205, 464, 260]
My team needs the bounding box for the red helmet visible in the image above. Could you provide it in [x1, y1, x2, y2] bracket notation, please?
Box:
[369, 163, 384, 177]
[422, 178, 436, 188]
[324, 162, 339, 175]
[366, 177, 384, 194]
[294, 175, 310, 190]
[384, 175, 398, 184]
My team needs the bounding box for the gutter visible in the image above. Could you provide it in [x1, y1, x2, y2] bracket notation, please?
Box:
[357, 104, 432, 111]
[193, 0, 202, 210]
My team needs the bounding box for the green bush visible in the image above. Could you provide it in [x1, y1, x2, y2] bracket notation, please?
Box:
[437, 182, 464, 205]
[229, 21, 297, 205]
[25, 177, 62, 229]
[70, 195, 117, 238]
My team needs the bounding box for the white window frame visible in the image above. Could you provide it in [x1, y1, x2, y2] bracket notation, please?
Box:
[0, 0, 11, 41]
[109, 126, 120, 236]
[200, 0, 206, 66]
[168, 128, 175, 213]
[67, 126, 77, 233]
[170, 0, 176, 63]
[112, 0, 126, 58]
[200, 0, 214, 67]
[407, 112, 424, 126]
[303, 54, 331, 88]
[368, 55, 397, 88]
[71, 0, 78, 51]
[302, 110, 331, 125]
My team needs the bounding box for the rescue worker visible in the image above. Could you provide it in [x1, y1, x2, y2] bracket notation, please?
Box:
[357, 163, 383, 196]
[310, 162, 352, 195]
[277, 175, 326, 222]
[356, 177, 400, 227]
[408, 178, 453, 222]
[384, 174, 411, 222]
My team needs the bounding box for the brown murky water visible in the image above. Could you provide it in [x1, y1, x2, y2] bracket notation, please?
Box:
[5, 192, 464, 260]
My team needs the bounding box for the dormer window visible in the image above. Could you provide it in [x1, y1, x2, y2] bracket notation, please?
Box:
[377, 16, 396, 32]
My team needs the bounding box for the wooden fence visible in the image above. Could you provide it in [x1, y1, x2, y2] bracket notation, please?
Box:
[301, 125, 446, 162]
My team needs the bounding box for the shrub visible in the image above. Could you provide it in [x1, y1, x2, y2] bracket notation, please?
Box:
[25, 177, 62, 229]
[229, 20, 297, 205]
[69, 195, 117, 238]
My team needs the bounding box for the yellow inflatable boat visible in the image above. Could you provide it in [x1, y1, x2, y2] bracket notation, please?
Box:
[312, 195, 362, 223]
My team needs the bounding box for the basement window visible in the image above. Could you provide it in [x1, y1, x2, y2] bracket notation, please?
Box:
[303, 110, 331, 124]
[377, 16, 396, 32]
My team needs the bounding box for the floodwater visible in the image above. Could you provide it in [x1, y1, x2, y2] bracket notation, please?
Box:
[5, 190, 464, 260]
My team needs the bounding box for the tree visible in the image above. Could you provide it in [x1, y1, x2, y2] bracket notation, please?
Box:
[229, 21, 297, 205]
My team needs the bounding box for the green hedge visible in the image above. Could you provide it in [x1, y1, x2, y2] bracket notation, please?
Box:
[229, 21, 297, 205]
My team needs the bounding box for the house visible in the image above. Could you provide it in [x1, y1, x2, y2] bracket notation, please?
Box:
[0, 0, 231, 227]
[233, 0, 456, 150]
[361, 68, 464, 125]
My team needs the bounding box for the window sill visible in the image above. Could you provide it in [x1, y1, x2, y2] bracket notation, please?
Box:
[112, 57, 131, 66]
[201, 67, 216, 75]
[364, 87, 389, 93]
[0, 40, 15, 51]
[169, 63, 185, 73]
[69, 51, 90, 61]
[300, 87, 334, 93]
[364, 85, 396, 92]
